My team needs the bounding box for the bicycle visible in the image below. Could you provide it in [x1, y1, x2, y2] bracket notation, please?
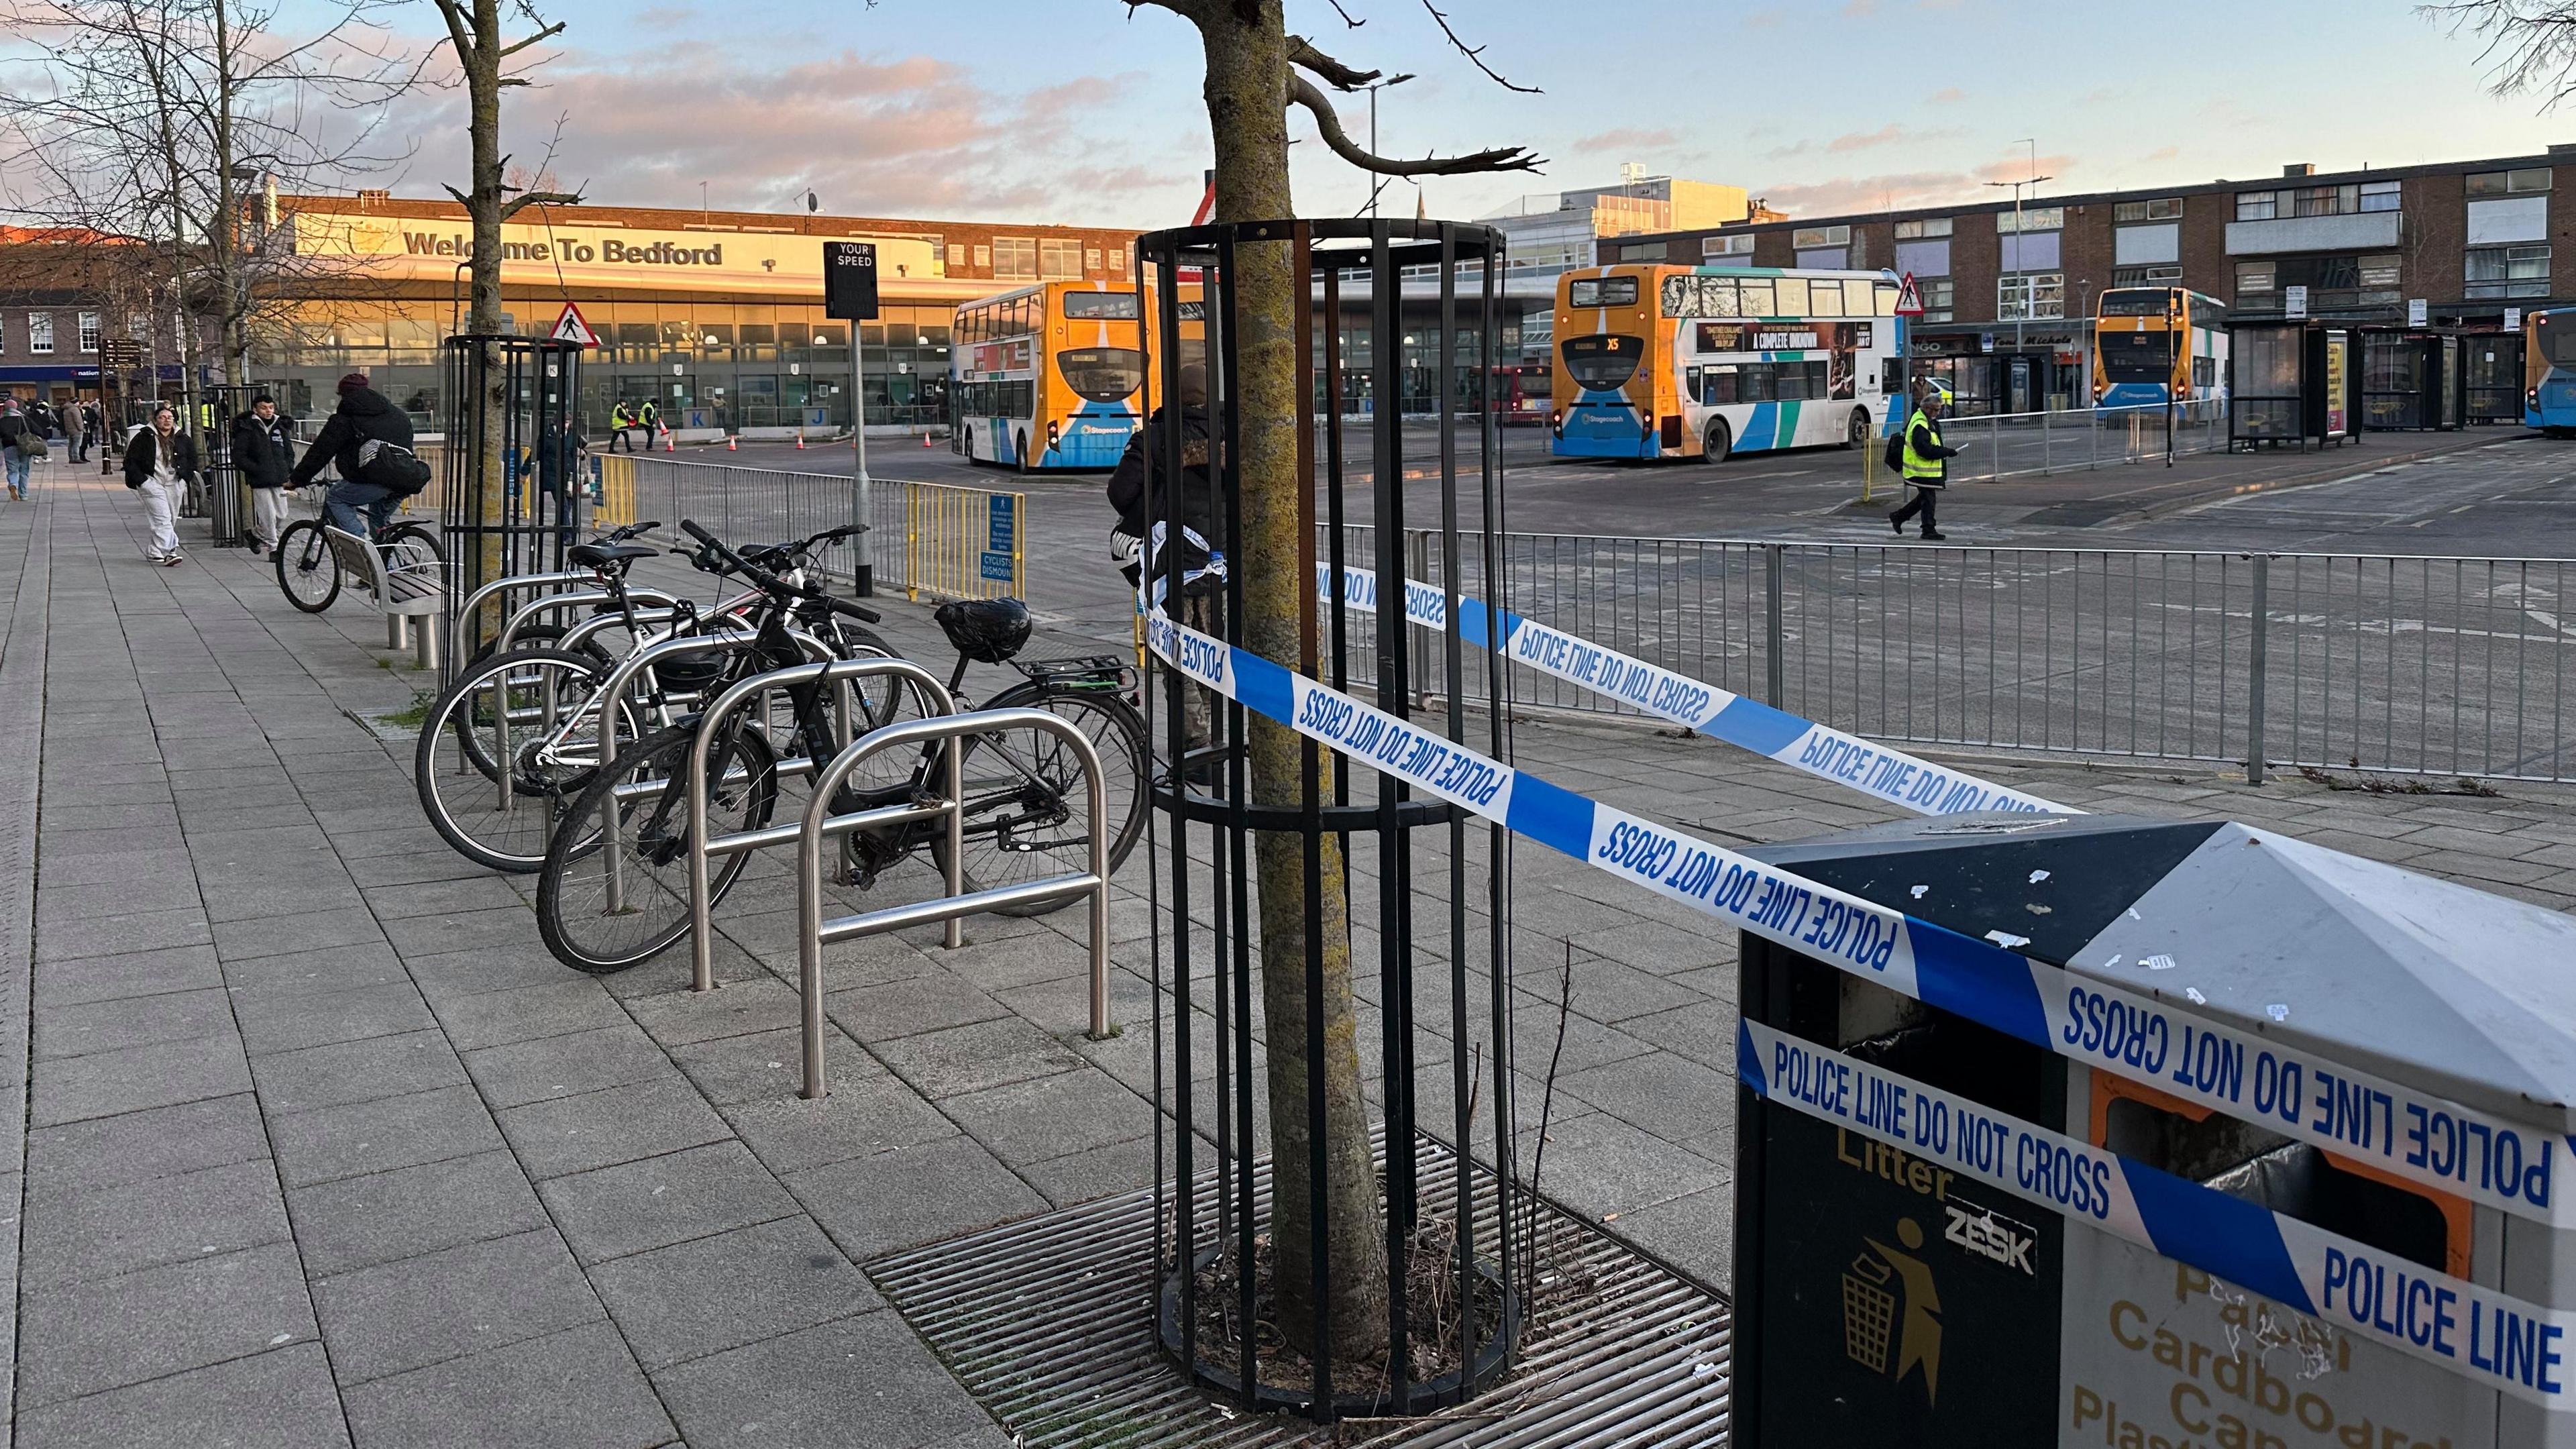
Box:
[274, 485, 442, 614]
[533, 519, 1148, 974]
[412, 522, 893, 873]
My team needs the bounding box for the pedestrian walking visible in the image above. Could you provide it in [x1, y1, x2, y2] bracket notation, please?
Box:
[287, 372, 415, 539]
[72, 400, 97, 464]
[637, 396, 659, 445]
[606, 400, 633, 453]
[0, 398, 32, 502]
[523, 413, 587, 547]
[230, 392, 297, 555]
[1107, 361, 1225, 759]
[1888, 382, 1964, 542]
[123, 403, 198, 565]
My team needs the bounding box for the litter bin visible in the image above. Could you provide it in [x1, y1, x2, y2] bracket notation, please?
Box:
[1733, 810, 2576, 1448]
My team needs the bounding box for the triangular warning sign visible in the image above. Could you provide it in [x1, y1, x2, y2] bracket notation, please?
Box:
[1893, 272, 1926, 317]
[549, 301, 600, 348]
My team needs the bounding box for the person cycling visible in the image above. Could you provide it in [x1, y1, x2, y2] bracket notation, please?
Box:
[286, 372, 414, 538]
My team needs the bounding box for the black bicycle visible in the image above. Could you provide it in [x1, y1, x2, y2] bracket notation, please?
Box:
[533, 519, 1148, 974]
[274, 487, 443, 613]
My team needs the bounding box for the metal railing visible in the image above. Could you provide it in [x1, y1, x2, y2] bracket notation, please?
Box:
[685, 656, 957, 993]
[795, 708, 1114, 1099]
[593, 455, 1025, 602]
[1874, 399, 2230, 487]
[1352, 527, 2576, 784]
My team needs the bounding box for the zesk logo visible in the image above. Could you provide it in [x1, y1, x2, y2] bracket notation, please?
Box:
[1943, 1196, 2036, 1276]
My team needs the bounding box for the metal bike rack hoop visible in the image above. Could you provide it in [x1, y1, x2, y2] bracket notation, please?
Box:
[492, 586, 684, 657]
[794, 707, 1114, 1099]
[685, 655, 959, 993]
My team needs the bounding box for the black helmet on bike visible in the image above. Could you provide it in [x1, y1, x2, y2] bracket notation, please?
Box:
[935, 598, 1033, 664]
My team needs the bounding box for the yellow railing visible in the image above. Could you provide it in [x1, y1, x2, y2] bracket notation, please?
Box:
[595, 453, 636, 525]
[900, 479, 1024, 602]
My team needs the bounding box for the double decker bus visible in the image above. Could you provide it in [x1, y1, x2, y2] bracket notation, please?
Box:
[2524, 308, 2576, 435]
[2092, 286, 2229, 419]
[1551, 264, 1903, 462]
[953, 280, 1155, 471]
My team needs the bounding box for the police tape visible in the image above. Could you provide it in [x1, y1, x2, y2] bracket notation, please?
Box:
[1741, 1018, 2574, 1408]
[1316, 563, 2072, 818]
[1146, 604, 2576, 1231]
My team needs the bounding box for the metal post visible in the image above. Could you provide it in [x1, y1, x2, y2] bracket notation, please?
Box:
[852, 323, 875, 596]
[2247, 553, 2271, 785]
[1407, 527, 1432, 706]
[1764, 543, 1786, 706]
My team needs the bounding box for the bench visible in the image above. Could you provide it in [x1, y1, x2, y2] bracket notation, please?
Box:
[322, 525, 446, 669]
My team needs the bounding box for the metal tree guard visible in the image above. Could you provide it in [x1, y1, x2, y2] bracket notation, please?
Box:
[1138, 217, 1521, 1421]
[196, 382, 269, 547]
[438, 335, 586, 682]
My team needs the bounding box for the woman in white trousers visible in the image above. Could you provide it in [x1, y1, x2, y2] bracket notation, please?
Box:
[121, 405, 198, 566]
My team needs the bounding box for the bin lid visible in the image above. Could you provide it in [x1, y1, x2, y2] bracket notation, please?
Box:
[1752, 812, 2576, 1131]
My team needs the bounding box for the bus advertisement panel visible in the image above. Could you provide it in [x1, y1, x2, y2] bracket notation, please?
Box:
[1551, 265, 1903, 462]
[2093, 287, 2230, 419]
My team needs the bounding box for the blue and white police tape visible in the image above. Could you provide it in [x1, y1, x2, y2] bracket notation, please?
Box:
[1316, 562, 2071, 818]
[1741, 1018, 2575, 1408]
[1147, 604, 2576, 1230]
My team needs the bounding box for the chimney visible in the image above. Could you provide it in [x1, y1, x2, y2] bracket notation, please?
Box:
[2283, 164, 2315, 178]
[356, 189, 391, 211]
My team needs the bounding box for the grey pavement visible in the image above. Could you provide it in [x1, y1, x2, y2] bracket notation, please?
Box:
[8, 458, 2576, 1446]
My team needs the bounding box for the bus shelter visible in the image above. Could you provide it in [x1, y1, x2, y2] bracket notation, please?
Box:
[2226, 319, 2359, 451]
[2360, 328, 2464, 431]
[2464, 330, 2527, 426]
[1733, 810, 2576, 1448]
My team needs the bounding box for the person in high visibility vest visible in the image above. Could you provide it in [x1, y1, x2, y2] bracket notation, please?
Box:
[1888, 381, 1963, 542]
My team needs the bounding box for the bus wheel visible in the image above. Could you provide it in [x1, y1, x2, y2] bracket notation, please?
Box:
[1703, 418, 1733, 466]
[1845, 408, 1870, 449]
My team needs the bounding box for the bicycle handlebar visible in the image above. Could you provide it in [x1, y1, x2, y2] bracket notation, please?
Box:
[680, 519, 880, 624]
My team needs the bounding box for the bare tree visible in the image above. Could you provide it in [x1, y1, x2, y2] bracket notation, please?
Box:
[1125, 0, 1538, 1368]
[427, 0, 580, 341]
[2426, 1, 2576, 103]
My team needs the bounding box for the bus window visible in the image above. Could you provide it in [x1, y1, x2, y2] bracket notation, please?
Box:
[1806, 280, 1843, 317]
[1773, 278, 1809, 316]
[1063, 292, 1140, 320]
[1568, 276, 1638, 309]
[2549, 325, 2576, 366]
[1737, 279, 1775, 317]
[2099, 331, 2172, 383]
[1561, 334, 1642, 390]
[1874, 282, 1898, 317]
[1700, 365, 1737, 406]
[1057, 347, 1144, 402]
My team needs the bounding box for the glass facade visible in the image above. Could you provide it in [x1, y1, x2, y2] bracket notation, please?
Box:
[250, 297, 954, 433]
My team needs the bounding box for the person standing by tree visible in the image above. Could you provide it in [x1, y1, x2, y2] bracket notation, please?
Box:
[1888, 381, 1960, 542]
[123, 403, 197, 564]
[231, 392, 297, 555]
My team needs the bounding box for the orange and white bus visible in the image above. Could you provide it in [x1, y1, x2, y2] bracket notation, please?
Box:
[952, 280, 1148, 472]
[1550, 264, 1904, 462]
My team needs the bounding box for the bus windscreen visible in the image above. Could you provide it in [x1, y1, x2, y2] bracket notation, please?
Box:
[1063, 292, 1140, 320]
[2098, 332, 2175, 383]
[2098, 290, 2175, 317]
[1569, 277, 1638, 309]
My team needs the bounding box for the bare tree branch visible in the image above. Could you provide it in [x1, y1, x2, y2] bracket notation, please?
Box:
[1287, 34, 1403, 90]
[1419, 0, 1539, 93]
[494, 18, 564, 57]
[1319, 0, 1362, 28]
[2422, 1, 2576, 105]
[496, 189, 580, 220]
[1287, 72, 1539, 175]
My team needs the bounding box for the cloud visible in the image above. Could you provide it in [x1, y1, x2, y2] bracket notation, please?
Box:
[1829, 124, 1907, 153]
[1572, 127, 1680, 154]
[1926, 86, 1967, 105]
[377, 46, 1186, 225]
[1768, 123, 1956, 161]
[633, 7, 695, 28]
[1754, 152, 2078, 217]
[2143, 145, 2180, 163]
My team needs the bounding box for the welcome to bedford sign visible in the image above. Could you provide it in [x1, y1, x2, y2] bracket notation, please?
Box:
[291, 211, 942, 297]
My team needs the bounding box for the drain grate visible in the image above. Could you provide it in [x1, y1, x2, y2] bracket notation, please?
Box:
[869, 1140, 1732, 1448]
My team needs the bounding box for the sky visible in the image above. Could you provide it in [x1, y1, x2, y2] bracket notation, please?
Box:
[337, 0, 2576, 229]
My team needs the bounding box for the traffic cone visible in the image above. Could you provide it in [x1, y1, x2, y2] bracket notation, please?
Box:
[795, 431, 805, 450]
[663, 431, 674, 453]
[921, 433, 934, 447]
[727, 434, 737, 452]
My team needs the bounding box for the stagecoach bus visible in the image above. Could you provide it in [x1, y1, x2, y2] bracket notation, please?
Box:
[951, 281, 1146, 471]
[2092, 286, 2230, 419]
[1550, 264, 1904, 462]
[2525, 307, 2576, 435]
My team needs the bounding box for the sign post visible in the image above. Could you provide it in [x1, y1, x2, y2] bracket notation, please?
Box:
[824, 241, 880, 594]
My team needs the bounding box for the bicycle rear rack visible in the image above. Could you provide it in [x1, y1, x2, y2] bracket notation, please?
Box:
[793, 708, 1116, 1099]
[683, 656, 959, 993]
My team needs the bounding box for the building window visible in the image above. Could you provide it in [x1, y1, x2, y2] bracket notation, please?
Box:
[27, 314, 51, 354]
[1921, 276, 1953, 324]
[1997, 272, 2064, 320]
[1892, 217, 1952, 239]
[127, 311, 149, 339]
[1617, 241, 1664, 262]
[973, 244, 991, 270]
[2241, 182, 2399, 220]
[947, 243, 968, 271]
[1791, 223, 1850, 249]
[1038, 237, 1083, 279]
[76, 311, 99, 353]
[2467, 244, 2553, 299]
[1994, 206, 2064, 233]
[2235, 262, 2276, 297]
[1701, 232, 1756, 258]
[1108, 246, 1126, 276]
[2114, 264, 2184, 286]
[1083, 247, 1102, 272]
[2237, 191, 2277, 221]
[990, 237, 1038, 280]
[2360, 180, 2401, 212]
[2114, 197, 2184, 222]
[2468, 168, 2553, 197]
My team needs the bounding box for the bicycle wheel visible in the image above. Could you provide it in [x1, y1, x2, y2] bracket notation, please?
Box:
[385, 521, 445, 568]
[274, 519, 340, 612]
[413, 646, 637, 872]
[931, 683, 1148, 917]
[537, 723, 777, 973]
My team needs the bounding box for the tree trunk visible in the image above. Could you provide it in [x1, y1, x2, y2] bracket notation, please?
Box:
[1189, 1, 1387, 1364]
[457, 0, 511, 606]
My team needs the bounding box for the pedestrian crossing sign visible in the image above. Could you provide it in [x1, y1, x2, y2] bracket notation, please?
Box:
[1893, 273, 1926, 317]
[550, 301, 600, 349]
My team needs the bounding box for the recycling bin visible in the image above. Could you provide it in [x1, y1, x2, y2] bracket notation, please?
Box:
[1731, 810, 2576, 1448]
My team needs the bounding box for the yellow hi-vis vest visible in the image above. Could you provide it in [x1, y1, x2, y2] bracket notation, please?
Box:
[1901, 408, 1945, 482]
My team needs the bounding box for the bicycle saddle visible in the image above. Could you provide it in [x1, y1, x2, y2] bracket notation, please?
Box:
[568, 541, 656, 569]
[936, 598, 1033, 663]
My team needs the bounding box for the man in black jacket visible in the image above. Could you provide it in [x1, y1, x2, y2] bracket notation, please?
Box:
[231, 393, 297, 555]
[1888, 381, 1963, 542]
[288, 372, 413, 538]
[1106, 362, 1226, 752]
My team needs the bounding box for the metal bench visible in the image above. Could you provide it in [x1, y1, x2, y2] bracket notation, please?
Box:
[322, 525, 445, 669]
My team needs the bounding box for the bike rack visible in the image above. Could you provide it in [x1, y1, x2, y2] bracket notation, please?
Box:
[485, 627, 756, 820]
[451, 570, 592, 668]
[490, 586, 686, 656]
[684, 657, 959, 992]
[794, 708, 1115, 1099]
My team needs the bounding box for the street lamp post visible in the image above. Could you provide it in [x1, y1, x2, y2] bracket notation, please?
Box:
[1986, 140, 2051, 415]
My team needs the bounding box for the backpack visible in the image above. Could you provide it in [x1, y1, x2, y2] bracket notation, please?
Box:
[355, 437, 433, 496]
[1882, 417, 1907, 473]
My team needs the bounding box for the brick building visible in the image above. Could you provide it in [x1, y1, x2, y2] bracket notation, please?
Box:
[1596, 144, 2576, 415]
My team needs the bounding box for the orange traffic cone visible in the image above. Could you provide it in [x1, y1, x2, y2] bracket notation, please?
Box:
[663, 430, 674, 453]
[727, 434, 737, 452]
[921, 432, 934, 447]
[795, 431, 805, 450]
